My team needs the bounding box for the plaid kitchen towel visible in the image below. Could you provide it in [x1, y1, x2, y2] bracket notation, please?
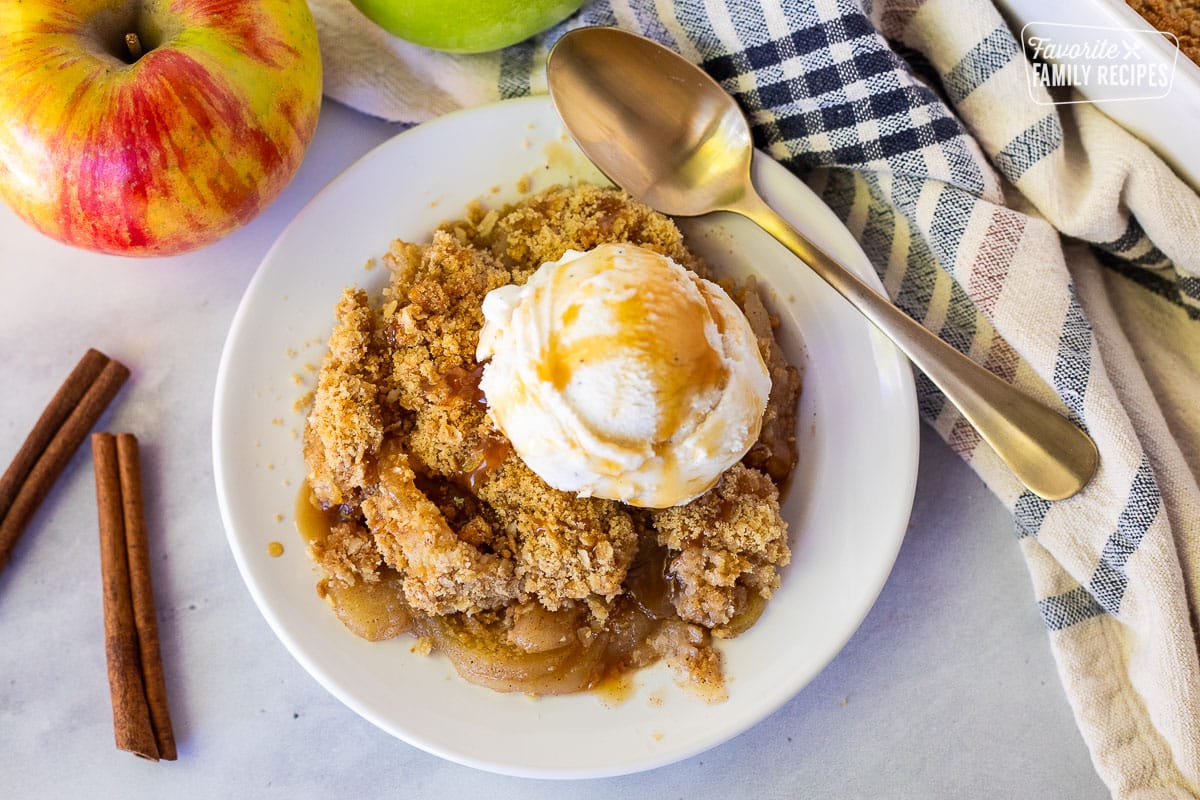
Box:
[307, 0, 1200, 795]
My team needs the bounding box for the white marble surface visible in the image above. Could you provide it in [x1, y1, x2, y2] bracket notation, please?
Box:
[0, 100, 1108, 799]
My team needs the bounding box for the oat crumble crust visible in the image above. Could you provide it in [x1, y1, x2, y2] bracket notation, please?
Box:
[302, 184, 800, 696]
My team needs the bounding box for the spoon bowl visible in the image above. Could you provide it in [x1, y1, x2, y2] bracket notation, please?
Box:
[547, 27, 1099, 501]
[545, 27, 752, 214]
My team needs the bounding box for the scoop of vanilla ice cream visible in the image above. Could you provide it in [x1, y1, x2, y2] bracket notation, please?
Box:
[476, 243, 771, 508]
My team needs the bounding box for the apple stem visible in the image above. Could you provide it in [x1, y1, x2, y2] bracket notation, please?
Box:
[125, 32, 143, 61]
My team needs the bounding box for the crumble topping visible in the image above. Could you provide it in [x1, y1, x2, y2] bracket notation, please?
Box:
[300, 184, 802, 698]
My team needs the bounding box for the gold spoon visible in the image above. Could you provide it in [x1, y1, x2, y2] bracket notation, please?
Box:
[546, 27, 1099, 501]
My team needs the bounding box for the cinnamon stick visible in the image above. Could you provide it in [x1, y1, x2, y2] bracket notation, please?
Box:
[0, 349, 107, 520]
[0, 354, 129, 572]
[115, 434, 176, 760]
[93, 433, 159, 761]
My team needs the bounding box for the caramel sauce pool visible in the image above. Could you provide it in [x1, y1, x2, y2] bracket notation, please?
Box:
[294, 483, 336, 545]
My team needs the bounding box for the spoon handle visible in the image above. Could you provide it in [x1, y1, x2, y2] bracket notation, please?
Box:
[729, 190, 1099, 500]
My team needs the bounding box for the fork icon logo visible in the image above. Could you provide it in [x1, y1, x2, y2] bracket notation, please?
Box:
[1122, 39, 1144, 61]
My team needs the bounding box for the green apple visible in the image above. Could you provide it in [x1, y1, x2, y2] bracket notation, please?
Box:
[0, 0, 322, 256]
[349, 0, 584, 53]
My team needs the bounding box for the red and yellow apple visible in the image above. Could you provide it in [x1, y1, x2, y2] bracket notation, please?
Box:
[349, 0, 584, 53]
[0, 0, 323, 257]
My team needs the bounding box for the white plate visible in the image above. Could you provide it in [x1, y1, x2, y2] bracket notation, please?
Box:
[213, 95, 919, 779]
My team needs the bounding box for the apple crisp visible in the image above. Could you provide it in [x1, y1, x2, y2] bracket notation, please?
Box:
[300, 184, 802, 700]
